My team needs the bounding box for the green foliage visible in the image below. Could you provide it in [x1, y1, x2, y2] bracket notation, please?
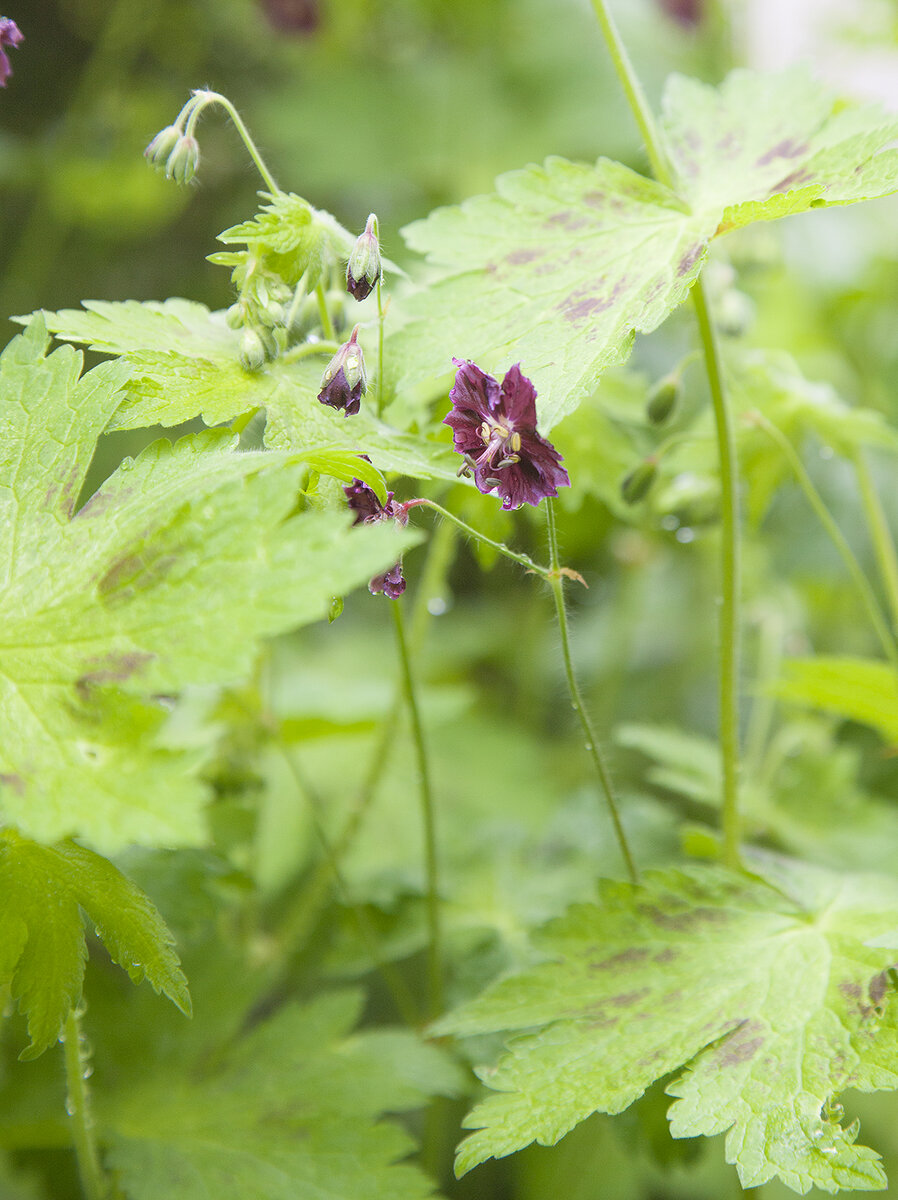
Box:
[438, 863, 898, 1193]
[390, 67, 898, 431]
[0, 320, 420, 852]
[774, 656, 898, 743]
[0, 831, 188, 1059]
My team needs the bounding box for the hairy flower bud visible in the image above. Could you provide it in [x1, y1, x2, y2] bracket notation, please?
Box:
[646, 376, 680, 425]
[144, 125, 182, 171]
[346, 214, 382, 302]
[239, 328, 266, 372]
[621, 459, 658, 505]
[318, 325, 367, 416]
[165, 135, 200, 184]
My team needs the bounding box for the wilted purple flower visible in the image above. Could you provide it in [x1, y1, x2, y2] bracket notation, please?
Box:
[445, 360, 570, 510]
[344, 473, 408, 600]
[318, 325, 367, 416]
[0, 18, 23, 88]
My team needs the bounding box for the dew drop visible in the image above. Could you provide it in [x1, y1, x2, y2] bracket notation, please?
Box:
[819, 445, 834, 460]
[675, 527, 695, 544]
[82, 1065, 93, 1079]
[65, 1100, 76, 1116]
[427, 596, 448, 616]
[661, 515, 679, 531]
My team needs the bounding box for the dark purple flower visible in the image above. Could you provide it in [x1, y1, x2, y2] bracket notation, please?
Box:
[445, 360, 570, 510]
[369, 563, 406, 599]
[0, 18, 23, 88]
[258, 0, 319, 33]
[343, 474, 407, 600]
[318, 325, 367, 416]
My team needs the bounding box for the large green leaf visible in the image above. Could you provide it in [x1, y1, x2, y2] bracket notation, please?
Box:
[390, 68, 898, 429]
[437, 862, 898, 1193]
[774, 657, 898, 744]
[0, 831, 188, 1059]
[0, 321, 419, 852]
[101, 989, 463, 1200]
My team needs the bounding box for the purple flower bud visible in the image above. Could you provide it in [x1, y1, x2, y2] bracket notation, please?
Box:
[445, 360, 570, 510]
[343, 472, 407, 600]
[346, 214, 382, 302]
[318, 325, 367, 416]
[0, 18, 23, 88]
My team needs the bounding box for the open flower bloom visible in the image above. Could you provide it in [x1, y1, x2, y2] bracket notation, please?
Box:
[445, 360, 570, 510]
[344, 475, 407, 599]
[0, 18, 23, 87]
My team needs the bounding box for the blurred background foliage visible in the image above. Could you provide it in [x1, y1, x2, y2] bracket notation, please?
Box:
[5, 1, 898, 1198]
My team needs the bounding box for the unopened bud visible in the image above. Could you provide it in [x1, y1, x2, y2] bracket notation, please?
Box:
[346, 214, 382, 302]
[165, 135, 200, 184]
[239, 328, 266, 372]
[621, 459, 658, 505]
[646, 377, 680, 425]
[144, 125, 181, 171]
[257, 300, 286, 328]
[318, 325, 367, 416]
[226, 303, 245, 329]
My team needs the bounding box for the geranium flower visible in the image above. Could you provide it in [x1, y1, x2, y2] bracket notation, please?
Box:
[0, 18, 23, 87]
[344, 475, 407, 599]
[445, 360, 570, 510]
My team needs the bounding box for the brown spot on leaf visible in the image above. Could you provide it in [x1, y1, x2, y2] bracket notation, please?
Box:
[98, 545, 176, 601]
[546, 211, 591, 232]
[0, 773, 25, 795]
[506, 248, 542, 266]
[756, 138, 808, 167]
[869, 969, 892, 1008]
[839, 981, 862, 1002]
[717, 1024, 764, 1068]
[772, 168, 814, 193]
[77, 651, 154, 696]
[609, 988, 651, 1008]
[654, 948, 677, 964]
[677, 244, 704, 277]
[589, 947, 651, 971]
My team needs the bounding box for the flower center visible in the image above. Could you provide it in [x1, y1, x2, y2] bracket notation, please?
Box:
[476, 419, 522, 470]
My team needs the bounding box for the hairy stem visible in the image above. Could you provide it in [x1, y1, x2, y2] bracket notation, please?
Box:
[590, 0, 743, 869]
[63, 1008, 106, 1200]
[546, 501, 639, 884]
[756, 414, 898, 670]
[403, 498, 552, 579]
[391, 601, 443, 1018]
[187, 90, 280, 193]
[854, 449, 898, 636]
[692, 280, 743, 870]
[315, 284, 337, 343]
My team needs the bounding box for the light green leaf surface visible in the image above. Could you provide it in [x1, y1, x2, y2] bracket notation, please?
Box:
[437, 863, 898, 1193]
[391, 67, 898, 429]
[103, 990, 463, 1200]
[0, 831, 188, 1058]
[31, 301, 458, 482]
[774, 657, 898, 744]
[0, 322, 420, 852]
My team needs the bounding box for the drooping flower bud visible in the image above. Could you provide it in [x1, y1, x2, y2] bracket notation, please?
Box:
[165, 135, 200, 184]
[646, 376, 680, 425]
[0, 18, 23, 88]
[346, 214, 382, 302]
[318, 325, 367, 416]
[621, 459, 658, 505]
[144, 125, 182, 171]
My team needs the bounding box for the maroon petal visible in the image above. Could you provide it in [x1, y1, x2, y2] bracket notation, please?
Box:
[500, 364, 538, 430]
[0, 17, 23, 87]
[369, 562, 406, 599]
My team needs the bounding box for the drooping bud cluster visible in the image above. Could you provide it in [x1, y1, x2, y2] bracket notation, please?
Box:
[0, 17, 23, 88]
[144, 124, 200, 184]
[346, 214, 382, 302]
[227, 274, 293, 372]
[318, 326, 367, 415]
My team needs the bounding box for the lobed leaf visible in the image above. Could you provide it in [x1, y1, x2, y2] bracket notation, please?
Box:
[437, 862, 898, 1194]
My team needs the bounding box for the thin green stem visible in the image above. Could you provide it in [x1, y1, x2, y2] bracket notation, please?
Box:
[315, 284, 337, 343]
[693, 280, 743, 870]
[280, 747, 420, 1027]
[754, 414, 898, 670]
[376, 277, 386, 417]
[853, 450, 898, 636]
[589, 0, 744, 870]
[391, 601, 443, 1018]
[404, 498, 552, 579]
[280, 338, 338, 365]
[546, 501, 639, 885]
[587, 0, 672, 184]
[187, 90, 280, 192]
[63, 1008, 106, 1200]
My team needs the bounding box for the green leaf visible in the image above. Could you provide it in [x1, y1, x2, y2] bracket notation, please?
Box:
[101, 989, 464, 1200]
[437, 862, 898, 1194]
[0, 321, 420, 852]
[774, 656, 898, 743]
[33, 301, 458, 482]
[390, 67, 898, 430]
[0, 831, 188, 1058]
